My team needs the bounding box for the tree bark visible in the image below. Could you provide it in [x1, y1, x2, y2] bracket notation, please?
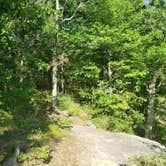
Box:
[61, 66, 65, 93]
[107, 50, 113, 91]
[108, 63, 113, 87]
[52, 0, 83, 109]
[145, 69, 161, 139]
[52, 62, 58, 108]
[20, 58, 24, 83]
[52, 0, 60, 110]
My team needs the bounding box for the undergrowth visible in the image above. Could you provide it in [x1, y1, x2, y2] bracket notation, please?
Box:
[0, 118, 64, 165]
[57, 94, 91, 120]
[127, 153, 166, 166]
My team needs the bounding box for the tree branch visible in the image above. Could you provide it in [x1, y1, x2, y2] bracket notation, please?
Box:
[62, 2, 83, 23]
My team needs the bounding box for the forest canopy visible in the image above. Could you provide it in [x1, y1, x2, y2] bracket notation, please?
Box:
[0, 0, 166, 156]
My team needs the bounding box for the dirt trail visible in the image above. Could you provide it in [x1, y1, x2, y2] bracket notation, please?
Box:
[50, 117, 165, 166]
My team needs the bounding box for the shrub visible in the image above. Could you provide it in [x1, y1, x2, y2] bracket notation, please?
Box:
[88, 89, 144, 134]
[0, 109, 13, 127]
[57, 94, 81, 116]
[127, 153, 166, 166]
[92, 115, 110, 130]
[47, 124, 63, 140]
[18, 145, 50, 163]
[58, 118, 72, 128]
[0, 154, 5, 162]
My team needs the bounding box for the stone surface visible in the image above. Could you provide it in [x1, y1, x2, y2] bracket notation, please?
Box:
[50, 124, 165, 166]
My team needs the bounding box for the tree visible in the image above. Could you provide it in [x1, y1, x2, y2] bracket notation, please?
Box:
[52, 0, 90, 109]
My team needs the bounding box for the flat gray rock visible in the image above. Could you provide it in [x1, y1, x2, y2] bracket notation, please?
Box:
[71, 125, 165, 166]
[49, 123, 165, 166]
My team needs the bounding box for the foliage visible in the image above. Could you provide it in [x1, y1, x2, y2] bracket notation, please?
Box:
[18, 145, 50, 163]
[0, 109, 13, 127]
[127, 153, 166, 166]
[58, 118, 72, 128]
[89, 90, 145, 134]
[57, 94, 81, 116]
[154, 96, 166, 144]
[0, 1, 166, 165]
[47, 124, 64, 140]
[0, 155, 5, 162]
[61, 0, 166, 142]
[92, 115, 110, 130]
[57, 94, 91, 119]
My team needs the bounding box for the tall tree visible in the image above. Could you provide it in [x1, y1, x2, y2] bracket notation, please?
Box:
[52, 0, 59, 110]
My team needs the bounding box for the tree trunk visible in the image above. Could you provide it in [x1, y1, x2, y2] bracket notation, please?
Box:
[52, 0, 60, 110]
[108, 64, 113, 87]
[145, 69, 161, 138]
[20, 58, 24, 83]
[61, 66, 65, 93]
[52, 62, 58, 108]
[107, 50, 113, 91]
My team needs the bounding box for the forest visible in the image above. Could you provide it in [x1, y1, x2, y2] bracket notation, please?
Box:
[0, 0, 166, 165]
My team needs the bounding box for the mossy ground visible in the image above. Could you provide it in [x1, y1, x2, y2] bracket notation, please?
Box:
[0, 118, 65, 165]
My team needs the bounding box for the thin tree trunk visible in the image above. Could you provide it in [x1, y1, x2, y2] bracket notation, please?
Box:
[145, 93, 155, 138]
[20, 58, 24, 83]
[61, 66, 65, 93]
[145, 69, 161, 138]
[108, 64, 113, 87]
[52, 62, 58, 108]
[107, 50, 113, 90]
[52, 0, 59, 110]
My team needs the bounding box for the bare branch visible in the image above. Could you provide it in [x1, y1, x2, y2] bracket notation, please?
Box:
[62, 2, 83, 23]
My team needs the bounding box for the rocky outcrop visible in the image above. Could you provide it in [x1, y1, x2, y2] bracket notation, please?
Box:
[51, 125, 165, 166]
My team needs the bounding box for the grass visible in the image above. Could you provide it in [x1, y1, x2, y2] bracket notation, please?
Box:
[57, 94, 91, 120]
[57, 94, 112, 130]
[127, 153, 166, 166]
[57, 118, 73, 128]
[0, 118, 64, 165]
[92, 115, 110, 130]
[47, 124, 64, 140]
[16, 123, 64, 164]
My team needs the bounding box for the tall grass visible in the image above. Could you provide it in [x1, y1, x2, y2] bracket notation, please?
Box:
[57, 94, 91, 120]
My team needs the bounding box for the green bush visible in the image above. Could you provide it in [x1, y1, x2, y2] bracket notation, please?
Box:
[127, 153, 166, 166]
[0, 109, 13, 127]
[92, 115, 110, 130]
[154, 96, 166, 145]
[0, 154, 5, 162]
[15, 118, 49, 134]
[57, 94, 81, 116]
[87, 89, 144, 134]
[18, 145, 50, 163]
[57, 94, 92, 122]
[47, 124, 63, 140]
[58, 118, 72, 128]
[30, 90, 51, 117]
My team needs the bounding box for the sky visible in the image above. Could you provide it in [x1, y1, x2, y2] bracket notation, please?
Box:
[145, 0, 166, 6]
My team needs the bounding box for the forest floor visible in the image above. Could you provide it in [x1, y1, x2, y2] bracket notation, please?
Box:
[47, 114, 165, 166]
